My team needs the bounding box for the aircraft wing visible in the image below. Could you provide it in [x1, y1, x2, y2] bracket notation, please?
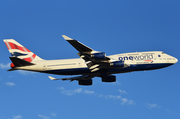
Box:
[62, 35, 111, 72]
[48, 75, 95, 82]
[62, 35, 93, 52]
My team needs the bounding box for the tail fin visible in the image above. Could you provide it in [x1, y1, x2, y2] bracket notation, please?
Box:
[3, 39, 43, 67]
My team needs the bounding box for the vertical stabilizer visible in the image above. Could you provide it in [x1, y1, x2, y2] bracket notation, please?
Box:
[3, 39, 43, 67]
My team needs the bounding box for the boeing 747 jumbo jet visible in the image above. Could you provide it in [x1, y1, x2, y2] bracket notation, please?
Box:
[3, 35, 178, 85]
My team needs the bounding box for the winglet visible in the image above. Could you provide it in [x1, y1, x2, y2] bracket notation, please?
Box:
[62, 35, 73, 40]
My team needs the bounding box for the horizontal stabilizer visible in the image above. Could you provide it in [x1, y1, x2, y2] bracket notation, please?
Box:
[9, 57, 35, 67]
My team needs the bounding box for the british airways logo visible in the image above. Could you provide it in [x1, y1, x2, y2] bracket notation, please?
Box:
[119, 54, 153, 61]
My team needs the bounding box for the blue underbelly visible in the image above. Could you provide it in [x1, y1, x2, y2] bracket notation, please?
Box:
[43, 63, 173, 75]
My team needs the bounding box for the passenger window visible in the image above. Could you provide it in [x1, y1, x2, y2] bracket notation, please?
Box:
[158, 55, 161, 57]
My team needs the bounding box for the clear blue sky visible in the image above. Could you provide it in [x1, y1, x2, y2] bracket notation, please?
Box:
[0, 0, 180, 119]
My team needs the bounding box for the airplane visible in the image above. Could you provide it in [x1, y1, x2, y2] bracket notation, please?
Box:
[3, 35, 178, 85]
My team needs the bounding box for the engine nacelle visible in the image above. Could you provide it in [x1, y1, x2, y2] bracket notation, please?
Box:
[79, 79, 93, 86]
[102, 75, 116, 82]
[91, 52, 106, 59]
[110, 61, 124, 67]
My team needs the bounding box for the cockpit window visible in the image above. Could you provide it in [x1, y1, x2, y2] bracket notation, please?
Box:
[162, 52, 165, 54]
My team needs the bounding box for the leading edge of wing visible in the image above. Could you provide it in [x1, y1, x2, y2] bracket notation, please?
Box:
[48, 75, 95, 82]
[62, 35, 93, 53]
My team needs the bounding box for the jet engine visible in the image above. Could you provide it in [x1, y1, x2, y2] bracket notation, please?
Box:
[79, 79, 93, 85]
[110, 61, 124, 67]
[91, 52, 106, 59]
[102, 75, 116, 82]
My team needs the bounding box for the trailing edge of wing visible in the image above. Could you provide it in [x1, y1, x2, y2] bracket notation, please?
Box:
[62, 35, 93, 53]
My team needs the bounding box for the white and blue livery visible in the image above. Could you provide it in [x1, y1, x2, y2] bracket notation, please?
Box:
[3, 35, 178, 85]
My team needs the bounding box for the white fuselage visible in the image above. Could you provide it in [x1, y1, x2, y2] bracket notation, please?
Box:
[15, 51, 178, 75]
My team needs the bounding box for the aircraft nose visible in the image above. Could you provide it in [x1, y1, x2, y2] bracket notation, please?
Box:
[175, 58, 178, 63]
[172, 57, 178, 64]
